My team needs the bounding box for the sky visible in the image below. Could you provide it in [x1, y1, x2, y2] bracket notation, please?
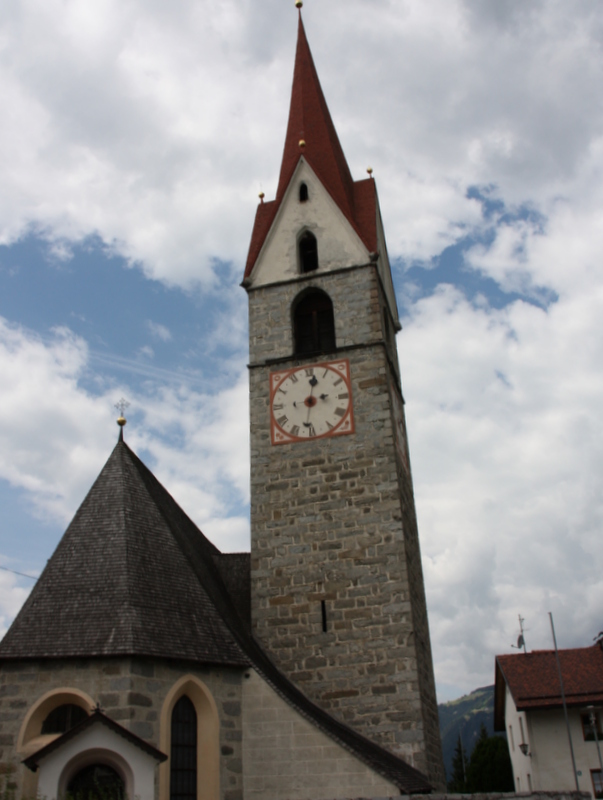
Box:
[1, 0, 602, 704]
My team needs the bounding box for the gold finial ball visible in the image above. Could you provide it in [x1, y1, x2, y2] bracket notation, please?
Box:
[258, 191, 265, 200]
[295, 1, 303, 8]
[299, 139, 306, 149]
[367, 167, 373, 176]
[117, 416, 127, 428]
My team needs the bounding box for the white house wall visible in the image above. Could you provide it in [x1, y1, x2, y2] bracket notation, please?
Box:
[250, 159, 370, 287]
[506, 684, 603, 798]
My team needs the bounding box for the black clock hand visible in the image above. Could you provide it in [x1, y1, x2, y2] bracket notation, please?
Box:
[304, 377, 318, 426]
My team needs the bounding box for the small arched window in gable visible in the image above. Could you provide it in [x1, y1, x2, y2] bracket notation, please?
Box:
[41, 704, 88, 735]
[294, 290, 336, 355]
[170, 695, 197, 800]
[299, 182, 309, 202]
[299, 231, 318, 273]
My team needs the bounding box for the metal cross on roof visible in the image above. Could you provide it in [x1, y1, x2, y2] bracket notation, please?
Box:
[114, 398, 130, 417]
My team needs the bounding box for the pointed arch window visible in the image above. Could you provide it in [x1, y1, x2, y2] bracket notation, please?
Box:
[299, 230, 318, 273]
[299, 182, 309, 202]
[170, 695, 197, 800]
[293, 290, 336, 355]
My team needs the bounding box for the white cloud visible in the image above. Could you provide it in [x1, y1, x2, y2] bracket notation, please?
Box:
[146, 320, 172, 341]
[400, 276, 603, 697]
[0, 316, 249, 557]
[1, 0, 603, 702]
[1, 1, 602, 279]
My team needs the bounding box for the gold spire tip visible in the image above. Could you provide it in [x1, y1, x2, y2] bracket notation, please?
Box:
[299, 139, 306, 149]
[258, 191, 265, 202]
[295, 1, 303, 8]
[117, 416, 127, 428]
[367, 167, 373, 176]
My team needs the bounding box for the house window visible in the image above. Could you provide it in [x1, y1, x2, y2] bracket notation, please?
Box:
[41, 704, 88, 734]
[170, 695, 197, 800]
[508, 725, 515, 751]
[299, 183, 309, 202]
[293, 290, 336, 355]
[592, 770, 603, 799]
[68, 764, 125, 800]
[299, 231, 318, 273]
[582, 712, 603, 740]
[519, 716, 526, 745]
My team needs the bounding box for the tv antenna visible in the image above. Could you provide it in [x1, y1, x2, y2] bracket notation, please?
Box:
[511, 614, 527, 653]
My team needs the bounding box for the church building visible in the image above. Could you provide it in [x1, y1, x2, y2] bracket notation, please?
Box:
[0, 7, 445, 800]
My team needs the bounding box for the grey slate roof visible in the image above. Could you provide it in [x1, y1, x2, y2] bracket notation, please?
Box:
[1, 438, 431, 793]
[0, 438, 249, 665]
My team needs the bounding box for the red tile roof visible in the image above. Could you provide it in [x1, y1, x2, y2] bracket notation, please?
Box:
[244, 13, 377, 280]
[496, 646, 603, 712]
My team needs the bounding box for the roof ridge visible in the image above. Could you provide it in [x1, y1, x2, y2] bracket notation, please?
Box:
[117, 442, 134, 652]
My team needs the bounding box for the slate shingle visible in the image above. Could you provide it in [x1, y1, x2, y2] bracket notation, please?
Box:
[0, 440, 248, 665]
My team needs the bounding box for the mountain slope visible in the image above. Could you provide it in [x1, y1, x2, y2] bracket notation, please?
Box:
[438, 685, 500, 782]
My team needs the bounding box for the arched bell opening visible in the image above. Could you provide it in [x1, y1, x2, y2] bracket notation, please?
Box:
[293, 289, 336, 356]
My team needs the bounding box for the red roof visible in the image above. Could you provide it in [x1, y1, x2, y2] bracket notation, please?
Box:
[496, 646, 603, 715]
[244, 13, 377, 280]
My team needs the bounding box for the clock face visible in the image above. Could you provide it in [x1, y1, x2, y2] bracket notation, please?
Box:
[270, 360, 354, 445]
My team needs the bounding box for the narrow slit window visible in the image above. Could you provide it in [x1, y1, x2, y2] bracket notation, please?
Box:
[299, 182, 309, 202]
[321, 600, 327, 632]
[299, 231, 318, 273]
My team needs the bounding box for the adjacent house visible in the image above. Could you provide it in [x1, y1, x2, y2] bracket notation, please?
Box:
[495, 645, 603, 798]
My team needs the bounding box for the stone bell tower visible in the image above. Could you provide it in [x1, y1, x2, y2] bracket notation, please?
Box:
[242, 8, 445, 787]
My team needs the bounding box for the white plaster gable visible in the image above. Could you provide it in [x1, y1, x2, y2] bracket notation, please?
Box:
[32, 721, 161, 800]
[250, 158, 370, 287]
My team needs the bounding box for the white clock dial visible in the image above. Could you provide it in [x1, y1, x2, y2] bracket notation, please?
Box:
[270, 360, 354, 444]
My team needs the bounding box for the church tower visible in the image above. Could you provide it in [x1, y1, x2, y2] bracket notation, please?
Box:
[243, 8, 445, 787]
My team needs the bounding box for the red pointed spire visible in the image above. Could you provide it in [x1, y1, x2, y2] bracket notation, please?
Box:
[244, 13, 377, 280]
[276, 14, 355, 217]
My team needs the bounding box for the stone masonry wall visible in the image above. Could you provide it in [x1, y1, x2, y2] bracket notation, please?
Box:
[0, 658, 244, 800]
[247, 264, 445, 787]
[241, 669, 399, 800]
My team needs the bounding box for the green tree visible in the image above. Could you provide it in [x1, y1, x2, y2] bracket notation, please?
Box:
[466, 723, 514, 792]
[448, 734, 467, 792]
